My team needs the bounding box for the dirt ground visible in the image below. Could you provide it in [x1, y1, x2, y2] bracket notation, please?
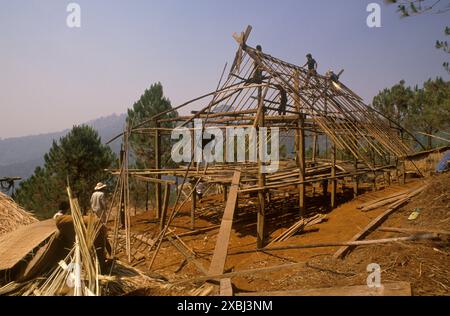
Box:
[113, 172, 450, 296]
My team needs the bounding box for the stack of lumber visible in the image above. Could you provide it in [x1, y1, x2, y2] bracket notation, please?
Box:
[357, 185, 427, 212]
[0, 192, 37, 236]
[268, 214, 326, 245]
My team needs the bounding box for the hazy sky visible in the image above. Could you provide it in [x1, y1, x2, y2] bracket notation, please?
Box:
[0, 0, 448, 138]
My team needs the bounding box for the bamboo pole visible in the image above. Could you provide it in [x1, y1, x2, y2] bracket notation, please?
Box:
[294, 69, 306, 216]
[154, 121, 162, 219]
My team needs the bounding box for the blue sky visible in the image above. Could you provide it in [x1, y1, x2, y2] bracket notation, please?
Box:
[0, 0, 448, 138]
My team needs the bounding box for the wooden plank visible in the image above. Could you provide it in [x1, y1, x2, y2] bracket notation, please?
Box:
[333, 197, 409, 259]
[208, 170, 241, 275]
[0, 219, 56, 270]
[236, 282, 412, 296]
[220, 278, 233, 296]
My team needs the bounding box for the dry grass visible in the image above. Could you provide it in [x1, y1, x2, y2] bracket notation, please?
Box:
[0, 192, 37, 236]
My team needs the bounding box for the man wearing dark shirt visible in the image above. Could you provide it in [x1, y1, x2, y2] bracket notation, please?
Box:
[304, 53, 318, 76]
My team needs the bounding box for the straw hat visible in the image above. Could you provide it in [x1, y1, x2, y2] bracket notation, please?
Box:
[94, 182, 107, 191]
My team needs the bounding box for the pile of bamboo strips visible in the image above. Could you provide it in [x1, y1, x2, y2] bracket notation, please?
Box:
[358, 185, 427, 212]
[268, 214, 326, 245]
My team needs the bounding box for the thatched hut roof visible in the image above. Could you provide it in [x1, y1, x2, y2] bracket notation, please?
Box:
[0, 192, 37, 236]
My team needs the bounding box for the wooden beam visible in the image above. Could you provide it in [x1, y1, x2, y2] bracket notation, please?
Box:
[132, 174, 176, 185]
[208, 170, 241, 276]
[236, 282, 412, 296]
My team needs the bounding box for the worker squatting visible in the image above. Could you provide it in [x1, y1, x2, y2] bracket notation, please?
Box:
[170, 119, 280, 174]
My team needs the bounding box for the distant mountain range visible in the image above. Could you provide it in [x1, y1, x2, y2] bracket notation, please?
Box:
[0, 111, 335, 184]
[0, 113, 126, 181]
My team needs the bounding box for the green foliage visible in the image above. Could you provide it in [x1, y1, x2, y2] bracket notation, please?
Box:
[126, 82, 178, 169]
[408, 78, 450, 147]
[435, 27, 450, 73]
[371, 77, 450, 149]
[14, 125, 116, 219]
[371, 80, 415, 128]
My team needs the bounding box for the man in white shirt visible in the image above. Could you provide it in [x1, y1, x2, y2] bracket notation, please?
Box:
[91, 182, 107, 223]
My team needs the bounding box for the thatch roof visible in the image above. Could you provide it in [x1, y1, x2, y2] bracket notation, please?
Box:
[0, 192, 37, 236]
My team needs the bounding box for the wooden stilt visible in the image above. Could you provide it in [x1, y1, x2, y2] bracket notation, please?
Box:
[119, 146, 125, 227]
[330, 144, 336, 209]
[312, 130, 318, 197]
[401, 160, 406, 184]
[294, 70, 305, 216]
[154, 121, 162, 219]
[395, 158, 400, 184]
[312, 131, 317, 164]
[145, 182, 149, 212]
[353, 158, 358, 198]
[256, 49, 266, 248]
[297, 115, 306, 215]
[191, 185, 196, 230]
[223, 184, 228, 202]
[372, 172, 377, 192]
[160, 183, 170, 230]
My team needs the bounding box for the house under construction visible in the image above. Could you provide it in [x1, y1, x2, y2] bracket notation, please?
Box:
[107, 26, 421, 275]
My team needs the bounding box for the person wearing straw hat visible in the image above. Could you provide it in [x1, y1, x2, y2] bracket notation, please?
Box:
[91, 182, 107, 223]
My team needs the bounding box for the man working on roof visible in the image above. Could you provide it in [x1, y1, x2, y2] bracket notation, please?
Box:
[303, 53, 318, 76]
[91, 182, 107, 223]
[326, 69, 343, 90]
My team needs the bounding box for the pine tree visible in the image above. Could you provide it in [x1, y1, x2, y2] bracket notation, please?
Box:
[126, 82, 178, 169]
[14, 125, 116, 218]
